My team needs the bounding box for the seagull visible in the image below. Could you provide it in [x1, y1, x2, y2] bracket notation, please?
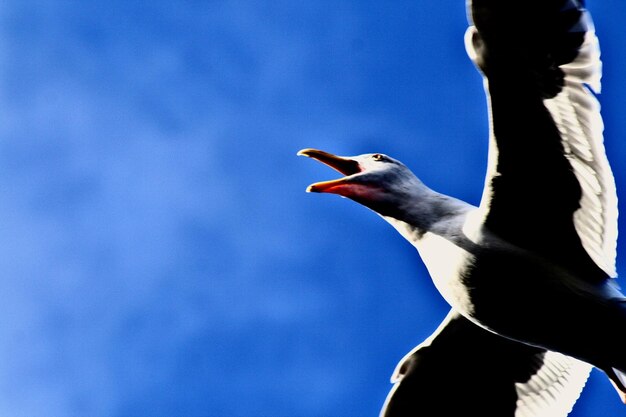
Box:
[299, 0, 625, 414]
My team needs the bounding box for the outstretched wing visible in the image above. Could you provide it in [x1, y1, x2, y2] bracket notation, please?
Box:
[380, 310, 591, 417]
[465, 0, 618, 279]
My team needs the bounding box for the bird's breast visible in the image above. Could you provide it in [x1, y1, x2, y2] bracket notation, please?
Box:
[416, 232, 476, 317]
[415, 223, 569, 328]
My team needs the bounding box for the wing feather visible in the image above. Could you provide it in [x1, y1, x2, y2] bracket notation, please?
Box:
[380, 311, 591, 417]
[515, 351, 590, 417]
[465, 1, 618, 279]
[543, 19, 618, 276]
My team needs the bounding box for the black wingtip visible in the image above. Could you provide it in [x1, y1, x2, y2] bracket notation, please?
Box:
[467, 0, 589, 97]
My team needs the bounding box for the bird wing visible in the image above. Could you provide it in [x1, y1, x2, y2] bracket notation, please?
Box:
[380, 310, 591, 417]
[465, 0, 618, 279]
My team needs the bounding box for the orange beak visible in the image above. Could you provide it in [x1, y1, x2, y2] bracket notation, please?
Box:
[297, 148, 362, 193]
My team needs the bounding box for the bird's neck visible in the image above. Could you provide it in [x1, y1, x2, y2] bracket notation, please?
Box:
[381, 188, 472, 246]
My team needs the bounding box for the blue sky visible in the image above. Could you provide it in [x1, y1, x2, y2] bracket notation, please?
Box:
[0, 1, 624, 416]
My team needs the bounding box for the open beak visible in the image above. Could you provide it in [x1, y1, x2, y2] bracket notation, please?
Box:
[297, 148, 362, 193]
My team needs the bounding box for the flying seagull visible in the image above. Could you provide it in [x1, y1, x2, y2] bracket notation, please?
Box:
[299, 0, 625, 415]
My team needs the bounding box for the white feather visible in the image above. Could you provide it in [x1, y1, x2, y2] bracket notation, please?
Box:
[514, 352, 591, 417]
[543, 13, 618, 277]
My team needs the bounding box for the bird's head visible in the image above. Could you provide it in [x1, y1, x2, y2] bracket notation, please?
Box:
[298, 148, 424, 218]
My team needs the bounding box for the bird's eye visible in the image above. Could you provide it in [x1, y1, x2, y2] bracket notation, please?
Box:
[372, 154, 384, 161]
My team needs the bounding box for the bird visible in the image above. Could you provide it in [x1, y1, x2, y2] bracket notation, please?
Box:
[299, 0, 626, 415]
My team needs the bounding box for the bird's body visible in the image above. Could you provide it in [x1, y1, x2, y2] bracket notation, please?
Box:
[384, 188, 626, 378]
[299, 0, 626, 414]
